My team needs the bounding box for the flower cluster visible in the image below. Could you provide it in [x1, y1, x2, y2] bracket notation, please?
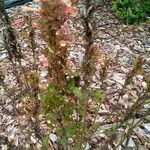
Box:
[38, 0, 79, 90]
[39, 0, 78, 47]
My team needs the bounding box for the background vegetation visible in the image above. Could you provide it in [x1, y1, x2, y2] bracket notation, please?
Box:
[112, 0, 150, 24]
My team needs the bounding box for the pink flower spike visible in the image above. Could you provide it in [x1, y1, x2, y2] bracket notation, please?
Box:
[59, 40, 67, 47]
[65, 6, 78, 17]
[57, 25, 69, 35]
[42, 59, 49, 67]
[39, 54, 49, 67]
[60, 0, 72, 7]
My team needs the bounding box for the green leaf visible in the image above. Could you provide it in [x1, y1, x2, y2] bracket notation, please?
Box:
[59, 136, 68, 149]
[92, 89, 105, 103]
[61, 102, 74, 119]
[77, 105, 86, 116]
[73, 87, 83, 99]
[46, 113, 55, 122]
[68, 71, 80, 77]
[89, 123, 99, 133]
[144, 99, 150, 105]
[42, 136, 49, 150]
[66, 126, 73, 138]
[67, 82, 76, 93]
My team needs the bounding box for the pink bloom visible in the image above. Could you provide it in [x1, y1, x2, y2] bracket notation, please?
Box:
[65, 6, 78, 17]
[60, 0, 72, 7]
[42, 59, 49, 67]
[32, 22, 41, 29]
[56, 25, 69, 35]
[39, 54, 49, 67]
[59, 40, 67, 47]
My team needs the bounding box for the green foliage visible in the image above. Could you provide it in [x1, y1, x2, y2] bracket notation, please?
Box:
[42, 136, 49, 150]
[41, 71, 105, 149]
[73, 87, 84, 99]
[42, 84, 65, 112]
[92, 89, 105, 103]
[112, 0, 150, 24]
